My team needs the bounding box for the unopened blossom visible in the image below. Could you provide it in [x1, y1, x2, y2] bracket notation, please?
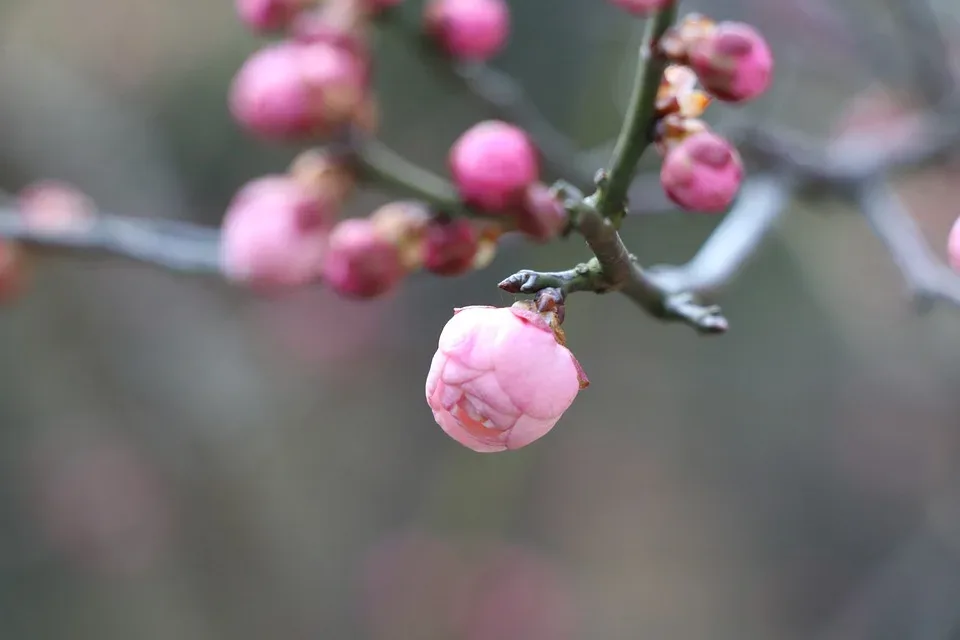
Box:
[220, 176, 333, 289]
[323, 218, 405, 298]
[230, 40, 367, 140]
[516, 182, 568, 242]
[660, 131, 743, 212]
[424, 0, 510, 61]
[423, 219, 479, 276]
[949, 215, 960, 272]
[449, 120, 539, 212]
[426, 305, 588, 452]
[688, 21, 773, 103]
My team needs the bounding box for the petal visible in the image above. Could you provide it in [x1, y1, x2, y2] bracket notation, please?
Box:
[432, 405, 507, 453]
[505, 413, 560, 450]
[459, 371, 521, 420]
[493, 327, 581, 420]
[440, 355, 486, 385]
[425, 349, 447, 400]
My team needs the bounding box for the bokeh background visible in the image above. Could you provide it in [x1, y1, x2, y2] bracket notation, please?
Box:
[1, 0, 960, 638]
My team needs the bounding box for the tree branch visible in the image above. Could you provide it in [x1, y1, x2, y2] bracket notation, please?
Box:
[0, 200, 223, 275]
[594, 5, 677, 224]
[643, 174, 794, 296]
[855, 178, 960, 310]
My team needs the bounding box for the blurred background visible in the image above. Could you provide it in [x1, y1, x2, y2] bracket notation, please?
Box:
[1, 0, 960, 638]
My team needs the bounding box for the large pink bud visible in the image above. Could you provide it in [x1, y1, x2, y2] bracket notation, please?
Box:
[660, 131, 743, 213]
[949, 215, 960, 272]
[229, 41, 366, 140]
[607, 0, 673, 16]
[688, 21, 773, 103]
[220, 175, 333, 290]
[425, 305, 588, 452]
[449, 120, 539, 213]
[424, 0, 510, 61]
[322, 218, 405, 298]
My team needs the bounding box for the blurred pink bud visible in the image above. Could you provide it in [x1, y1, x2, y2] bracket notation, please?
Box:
[236, 0, 310, 32]
[449, 120, 539, 213]
[424, 0, 510, 61]
[220, 176, 333, 290]
[370, 201, 432, 270]
[426, 305, 588, 452]
[516, 182, 568, 242]
[423, 218, 479, 276]
[689, 21, 773, 103]
[323, 218, 405, 298]
[18, 180, 96, 232]
[230, 41, 367, 140]
[607, 0, 673, 16]
[949, 215, 960, 272]
[660, 131, 743, 213]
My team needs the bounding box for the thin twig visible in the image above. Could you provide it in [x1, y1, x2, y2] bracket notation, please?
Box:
[855, 178, 960, 310]
[643, 174, 794, 296]
[0, 204, 223, 274]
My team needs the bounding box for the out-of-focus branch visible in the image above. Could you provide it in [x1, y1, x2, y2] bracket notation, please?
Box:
[644, 174, 794, 296]
[855, 179, 960, 310]
[0, 202, 223, 275]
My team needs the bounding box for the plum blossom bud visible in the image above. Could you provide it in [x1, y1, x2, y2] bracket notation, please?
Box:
[18, 180, 96, 233]
[230, 41, 367, 140]
[425, 304, 588, 452]
[370, 201, 432, 270]
[424, 0, 510, 62]
[449, 120, 539, 213]
[660, 131, 743, 212]
[949, 215, 960, 272]
[660, 12, 717, 63]
[236, 0, 313, 33]
[607, 0, 673, 17]
[289, 148, 356, 206]
[323, 218, 405, 298]
[423, 218, 479, 276]
[516, 183, 567, 242]
[688, 21, 773, 103]
[290, 1, 371, 69]
[220, 176, 333, 290]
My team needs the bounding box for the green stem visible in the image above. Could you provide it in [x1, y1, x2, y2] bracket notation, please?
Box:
[596, 4, 678, 224]
[356, 137, 466, 213]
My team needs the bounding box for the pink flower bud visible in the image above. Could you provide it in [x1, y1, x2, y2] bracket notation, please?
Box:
[424, 0, 509, 61]
[323, 218, 405, 298]
[220, 176, 333, 290]
[18, 180, 96, 233]
[949, 215, 960, 272]
[688, 21, 773, 103]
[516, 182, 568, 242]
[235, 0, 309, 32]
[607, 0, 673, 16]
[423, 218, 479, 276]
[229, 41, 367, 140]
[449, 120, 539, 213]
[660, 131, 743, 213]
[425, 305, 588, 452]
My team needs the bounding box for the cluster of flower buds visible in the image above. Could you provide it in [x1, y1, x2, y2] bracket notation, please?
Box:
[653, 12, 773, 212]
[224, 0, 564, 301]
